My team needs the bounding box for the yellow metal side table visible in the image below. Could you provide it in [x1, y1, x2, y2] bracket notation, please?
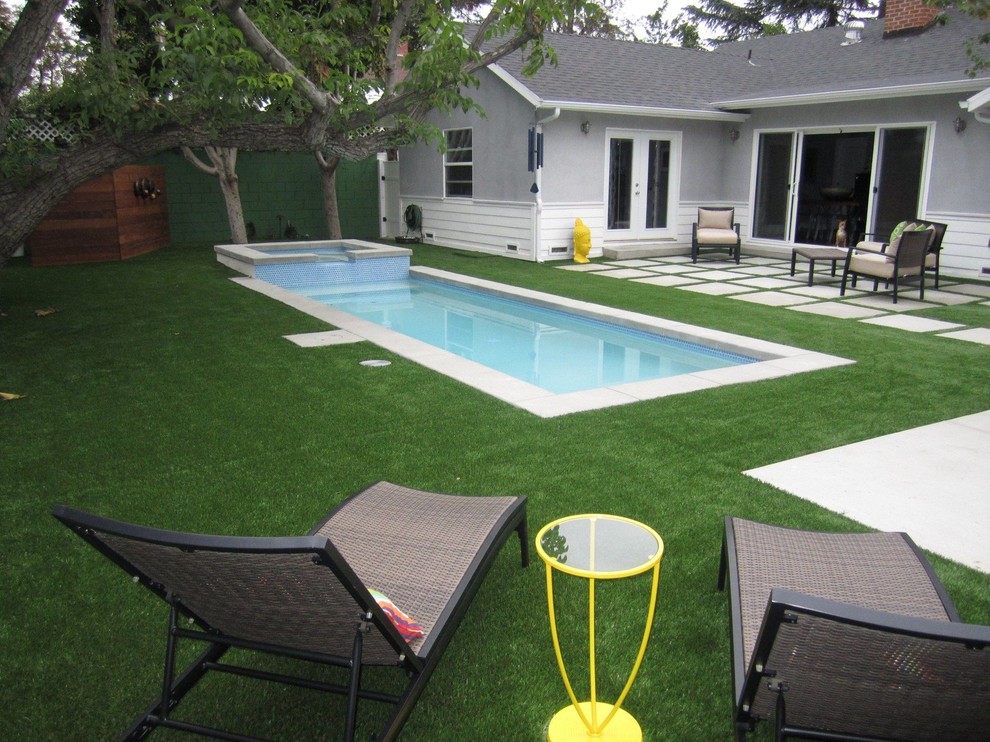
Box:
[536, 514, 664, 742]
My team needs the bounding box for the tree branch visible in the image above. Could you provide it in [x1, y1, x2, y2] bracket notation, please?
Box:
[180, 146, 218, 176]
[216, 0, 335, 112]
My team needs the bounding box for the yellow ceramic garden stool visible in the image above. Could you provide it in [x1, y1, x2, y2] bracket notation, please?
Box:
[536, 514, 664, 742]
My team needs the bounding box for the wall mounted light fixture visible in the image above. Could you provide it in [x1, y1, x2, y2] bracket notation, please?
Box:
[953, 116, 967, 134]
[729, 128, 740, 143]
[580, 120, 591, 135]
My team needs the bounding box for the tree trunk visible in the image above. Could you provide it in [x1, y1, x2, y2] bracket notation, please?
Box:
[316, 152, 342, 239]
[181, 145, 248, 244]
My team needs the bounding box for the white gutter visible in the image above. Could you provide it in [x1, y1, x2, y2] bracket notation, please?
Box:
[960, 86, 990, 125]
[714, 78, 990, 110]
[532, 107, 561, 263]
[539, 100, 748, 122]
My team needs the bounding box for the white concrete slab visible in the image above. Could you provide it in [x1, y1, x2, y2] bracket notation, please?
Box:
[642, 264, 704, 274]
[731, 291, 819, 307]
[860, 315, 966, 333]
[844, 295, 933, 312]
[629, 275, 703, 287]
[557, 263, 614, 272]
[784, 284, 862, 299]
[602, 259, 663, 267]
[937, 327, 990, 345]
[592, 268, 658, 279]
[731, 276, 804, 289]
[942, 283, 990, 298]
[787, 302, 887, 319]
[895, 289, 984, 306]
[284, 330, 364, 347]
[745, 411, 990, 572]
[731, 265, 792, 276]
[690, 269, 746, 281]
[677, 282, 755, 296]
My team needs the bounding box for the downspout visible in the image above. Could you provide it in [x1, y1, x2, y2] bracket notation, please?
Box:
[532, 107, 560, 262]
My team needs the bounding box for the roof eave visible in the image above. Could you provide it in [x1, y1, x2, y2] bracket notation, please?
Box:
[540, 100, 749, 122]
[488, 63, 748, 122]
[713, 78, 990, 110]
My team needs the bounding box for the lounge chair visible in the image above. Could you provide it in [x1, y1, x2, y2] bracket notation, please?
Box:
[840, 227, 931, 303]
[691, 207, 741, 264]
[53, 481, 529, 742]
[718, 516, 990, 741]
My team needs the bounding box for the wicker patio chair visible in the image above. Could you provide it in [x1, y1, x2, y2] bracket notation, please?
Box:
[53, 481, 528, 742]
[718, 516, 990, 741]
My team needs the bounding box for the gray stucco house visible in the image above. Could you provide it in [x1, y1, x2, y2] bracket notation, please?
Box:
[396, 0, 990, 279]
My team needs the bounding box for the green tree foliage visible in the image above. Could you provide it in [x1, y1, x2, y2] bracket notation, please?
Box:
[642, 0, 703, 47]
[686, 0, 877, 44]
[0, 0, 596, 262]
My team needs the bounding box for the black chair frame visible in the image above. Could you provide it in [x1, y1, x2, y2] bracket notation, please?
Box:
[53, 485, 528, 742]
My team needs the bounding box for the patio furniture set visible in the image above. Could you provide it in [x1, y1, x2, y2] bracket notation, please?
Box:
[55, 478, 990, 741]
[695, 209, 947, 304]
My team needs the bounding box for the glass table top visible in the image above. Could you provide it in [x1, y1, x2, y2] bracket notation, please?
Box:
[536, 514, 663, 578]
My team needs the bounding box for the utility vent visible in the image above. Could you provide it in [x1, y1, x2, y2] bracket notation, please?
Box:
[841, 20, 864, 45]
[982, 267, 990, 275]
[506, 243, 519, 253]
[424, 231, 436, 241]
[550, 246, 568, 254]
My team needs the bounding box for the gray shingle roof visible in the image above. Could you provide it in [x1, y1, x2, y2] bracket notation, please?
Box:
[489, 10, 990, 114]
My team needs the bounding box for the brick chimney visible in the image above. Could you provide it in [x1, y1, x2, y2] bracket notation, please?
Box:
[882, 0, 940, 37]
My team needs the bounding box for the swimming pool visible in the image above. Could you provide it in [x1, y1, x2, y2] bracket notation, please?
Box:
[298, 278, 758, 394]
[225, 255, 853, 416]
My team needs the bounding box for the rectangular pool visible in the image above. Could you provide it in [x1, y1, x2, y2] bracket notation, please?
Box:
[229, 264, 854, 417]
[298, 278, 757, 394]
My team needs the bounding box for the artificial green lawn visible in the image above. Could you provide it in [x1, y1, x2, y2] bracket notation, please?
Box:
[2, 243, 988, 740]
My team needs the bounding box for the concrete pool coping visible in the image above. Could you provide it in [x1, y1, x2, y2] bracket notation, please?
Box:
[216, 239, 412, 277]
[232, 266, 854, 417]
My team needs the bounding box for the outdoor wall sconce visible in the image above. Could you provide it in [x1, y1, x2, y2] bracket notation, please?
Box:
[729, 128, 740, 143]
[580, 120, 591, 135]
[953, 116, 967, 134]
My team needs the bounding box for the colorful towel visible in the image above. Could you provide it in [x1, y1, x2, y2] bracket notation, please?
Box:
[369, 589, 424, 641]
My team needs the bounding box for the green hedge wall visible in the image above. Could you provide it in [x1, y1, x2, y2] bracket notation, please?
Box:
[151, 150, 380, 246]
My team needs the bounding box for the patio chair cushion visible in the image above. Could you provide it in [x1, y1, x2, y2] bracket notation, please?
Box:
[698, 208, 733, 230]
[696, 228, 739, 245]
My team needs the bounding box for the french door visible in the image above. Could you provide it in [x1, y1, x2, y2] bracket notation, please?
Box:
[606, 130, 680, 240]
[753, 127, 928, 246]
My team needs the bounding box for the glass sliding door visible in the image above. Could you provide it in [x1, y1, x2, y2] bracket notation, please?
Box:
[795, 131, 874, 246]
[751, 125, 929, 246]
[872, 128, 926, 239]
[606, 130, 679, 240]
[753, 133, 794, 240]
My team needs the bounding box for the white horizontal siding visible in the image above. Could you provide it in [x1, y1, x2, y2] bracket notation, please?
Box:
[538, 202, 604, 261]
[402, 197, 535, 259]
[924, 211, 990, 279]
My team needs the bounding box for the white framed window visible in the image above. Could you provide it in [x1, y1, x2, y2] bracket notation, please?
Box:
[444, 128, 473, 198]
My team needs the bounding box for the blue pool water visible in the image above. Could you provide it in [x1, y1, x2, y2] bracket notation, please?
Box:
[296, 278, 756, 394]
